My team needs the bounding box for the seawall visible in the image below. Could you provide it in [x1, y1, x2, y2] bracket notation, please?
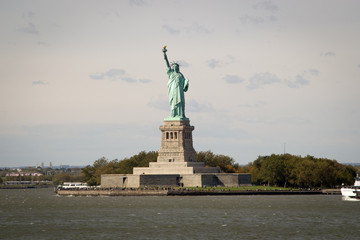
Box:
[56, 189, 327, 196]
[56, 189, 168, 196]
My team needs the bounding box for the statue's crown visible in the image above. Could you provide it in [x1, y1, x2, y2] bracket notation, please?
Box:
[171, 61, 180, 67]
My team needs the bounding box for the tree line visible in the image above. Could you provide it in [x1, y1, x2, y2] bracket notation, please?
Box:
[80, 151, 358, 188]
[248, 154, 357, 188]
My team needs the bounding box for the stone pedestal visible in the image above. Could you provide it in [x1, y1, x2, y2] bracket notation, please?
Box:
[157, 120, 196, 163]
[133, 120, 220, 175]
[101, 119, 252, 188]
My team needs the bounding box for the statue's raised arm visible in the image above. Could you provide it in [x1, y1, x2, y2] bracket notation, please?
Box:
[163, 45, 170, 69]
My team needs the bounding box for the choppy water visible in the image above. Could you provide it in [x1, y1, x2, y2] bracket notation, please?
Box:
[0, 188, 359, 240]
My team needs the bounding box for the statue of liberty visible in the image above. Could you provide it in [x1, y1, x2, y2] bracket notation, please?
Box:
[163, 46, 189, 121]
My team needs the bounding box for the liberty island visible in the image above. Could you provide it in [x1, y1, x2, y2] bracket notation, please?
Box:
[101, 47, 251, 188]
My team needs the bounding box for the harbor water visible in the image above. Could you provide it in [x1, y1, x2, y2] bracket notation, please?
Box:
[1, 188, 359, 239]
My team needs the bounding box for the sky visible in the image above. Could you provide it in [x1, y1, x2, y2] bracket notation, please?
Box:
[1, 0, 360, 167]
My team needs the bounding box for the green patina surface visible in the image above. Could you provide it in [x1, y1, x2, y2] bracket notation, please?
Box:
[163, 46, 189, 121]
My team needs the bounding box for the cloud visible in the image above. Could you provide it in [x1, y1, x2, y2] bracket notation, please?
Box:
[37, 41, 48, 47]
[32, 80, 46, 86]
[105, 69, 126, 80]
[239, 15, 264, 24]
[162, 23, 210, 36]
[223, 75, 245, 84]
[286, 75, 310, 88]
[22, 11, 35, 19]
[184, 23, 210, 35]
[139, 79, 152, 83]
[187, 99, 214, 113]
[206, 56, 235, 69]
[178, 60, 190, 68]
[147, 96, 169, 112]
[207, 59, 220, 69]
[89, 68, 150, 83]
[269, 15, 278, 22]
[308, 69, 320, 76]
[129, 0, 146, 6]
[223, 69, 315, 90]
[162, 25, 180, 35]
[90, 68, 127, 81]
[247, 72, 281, 89]
[321, 51, 336, 57]
[357, 64, 360, 68]
[89, 73, 105, 80]
[121, 77, 136, 83]
[253, 1, 279, 12]
[18, 22, 39, 35]
[238, 100, 267, 108]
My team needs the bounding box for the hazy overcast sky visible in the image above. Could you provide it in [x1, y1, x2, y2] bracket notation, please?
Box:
[1, 0, 360, 167]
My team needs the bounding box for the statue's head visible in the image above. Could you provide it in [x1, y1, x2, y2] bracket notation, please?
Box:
[171, 62, 180, 73]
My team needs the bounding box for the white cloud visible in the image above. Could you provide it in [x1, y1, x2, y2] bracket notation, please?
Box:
[22, 11, 35, 19]
[18, 22, 39, 35]
[139, 79, 152, 83]
[129, 0, 147, 6]
[37, 41, 48, 46]
[147, 96, 169, 112]
[162, 23, 210, 36]
[32, 80, 46, 86]
[184, 23, 210, 35]
[121, 77, 137, 83]
[269, 15, 278, 22]
[187, 99, 214, 113]
[223, 75, 245, 84]
[308, 69, 320, 76]
[162, 25, 180, 35]
[253, 1, 279, 12]
[238, 101, 267, 108]
[321, 51, 336, 57]
[178, 60, 190, 68]
[286, 75, 310, 88]
[206, 56, 235, 69]
[247, 72, 281, 89]
[207, 59, 220, 69]
[105, 69, 126, 80]
[89, 68, 151, 83]
[239, 15, 264, 24]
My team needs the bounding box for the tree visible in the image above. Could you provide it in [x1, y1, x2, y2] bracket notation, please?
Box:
[81, 152, 158, 185]
[248, 154, 357, 188]
[196, 151, 237, 173]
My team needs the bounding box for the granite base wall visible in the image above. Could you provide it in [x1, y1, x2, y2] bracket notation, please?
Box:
[101, 173, 251, 188]
[139, 174, 180, 187]
[216, 174, 252, 187]
[101, 174, 140, 188]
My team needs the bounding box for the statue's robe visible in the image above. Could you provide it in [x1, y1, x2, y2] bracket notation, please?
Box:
[167, 67, 189, 118]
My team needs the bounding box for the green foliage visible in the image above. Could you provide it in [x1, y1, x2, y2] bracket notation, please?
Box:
[52, 173, 82, 186]
[249, 154, 357, 188]
[81, 151, 158, 186]
[0, 177, 3, 184]
[196, 151, 241, 173]
[80, 150, 356, 189]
